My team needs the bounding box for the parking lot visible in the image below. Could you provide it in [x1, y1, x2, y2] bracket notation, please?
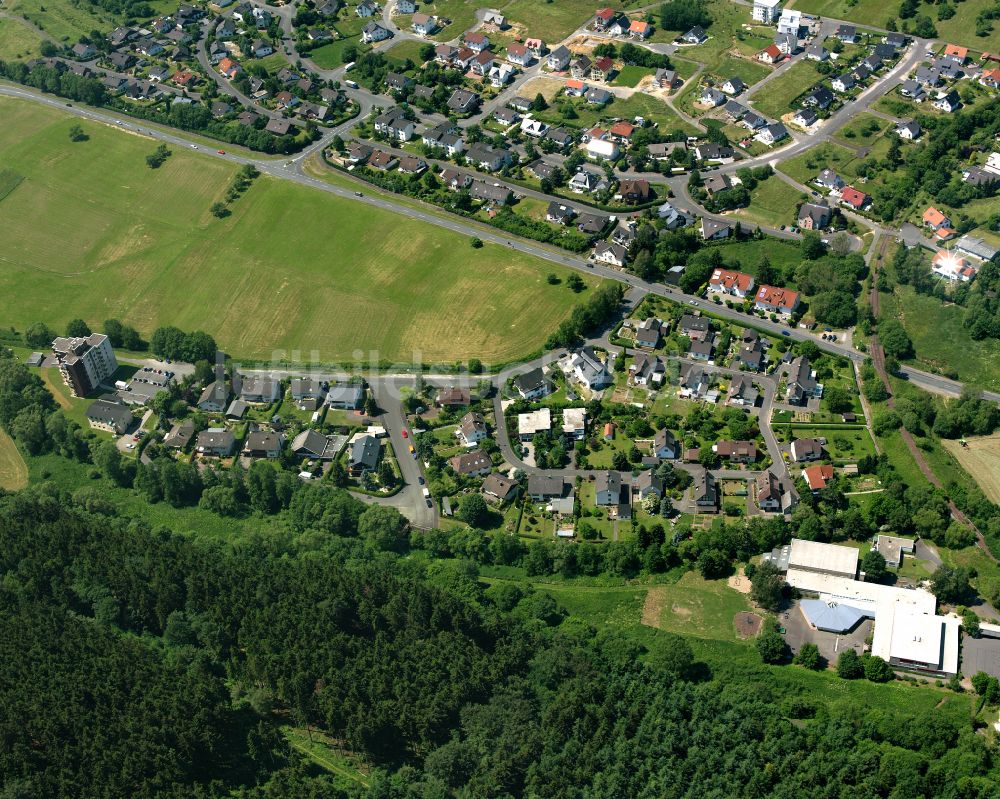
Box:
[961, 634, 1000, 679]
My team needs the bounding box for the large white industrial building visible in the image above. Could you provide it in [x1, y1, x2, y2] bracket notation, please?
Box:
[775, 539, 961, 676]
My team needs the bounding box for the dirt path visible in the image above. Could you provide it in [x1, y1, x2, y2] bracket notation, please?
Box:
[641, 586, 668, 627]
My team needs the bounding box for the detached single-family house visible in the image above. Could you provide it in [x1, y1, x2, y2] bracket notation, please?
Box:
[693, 469, 718, 510]
[356, 0, 376, 15]
[362, 21, 392, 43]
[593, 240, 627, 267]
[840, 185, 871, 211]
[569, 347, 613, 391]
[514, 367, 550, 400]
[798, 201, 831, 230]
[756, 468, 797, 512]
[456, 412, 489, 447]
[816, 168, 845, 191]
[506, 42, 530, 66]
[449, 449, 492, 477]
[680, 26, 707, 44]
[348, 435, 381, 476]
[791, 437, 824, 462]
[758, 43, 783, 64]
[482, 473, 520, 504]
[832, 74, 856, 93]
[933, 90, 960, 113]
[897, 120, 921, 140]
[547, 44, 571, 71]
[244, 431, 285, 459]
[700, 218, 731, 240]
[196, 428, 236, 458]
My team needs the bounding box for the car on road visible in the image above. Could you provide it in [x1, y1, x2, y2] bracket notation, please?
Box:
[217, 150, 225, 155]
[408, 445, 415, 454]
[688, 300, 697, 305]
[782, 330, 790, 336]
[191, 144, 198, 149]
[418, 476, 425, 485]
[355, 191, 363, 197]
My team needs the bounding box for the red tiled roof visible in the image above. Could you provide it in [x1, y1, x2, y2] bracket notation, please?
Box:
[755, 284, 799, 310]
[594, 56, 614, 71]
[803, 464, 834, 490]
[840, 186, 868, 208]
[709, 269, 753, 292]
[922, 206, 948, 226]
[944, 43, 968, 59]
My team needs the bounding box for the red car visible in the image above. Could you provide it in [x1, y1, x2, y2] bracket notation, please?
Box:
[401, 430, 408, 438]
[217, 150, 226, 155]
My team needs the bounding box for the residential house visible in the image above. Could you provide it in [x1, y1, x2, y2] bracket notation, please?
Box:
[465, 143, 512, 171]
[368, 150, 398, 170]
[803, 463, 835, 491]
[513, 367, 550, 400]
[630, 351, 666, 387]
[489, 62, 514, 87]
[163, 420, 195, 450]
[689, 337, 714, 361]
[440, 168, 473, 190]
[471, 50, 495, 75]
[86, 399, 132, 434]
[435, 43, 458, 63]
[570, 55, 592, 79]
[374, 109, 415, 141]
[840, 186, 871, 210]
[754, 285, 800, 315]
[198, 381, 230, 412]
[774, 32, 798, 55]
[506, 42, 530, 66]
[714, 440, 758, 463]
[348, 142, 373, 163]
[244, 431, 285, 459]
[593, 240, 627, 266]
[802, 88, 835, 109]
[943, 43, 968, 64]
[449, 449, 492, 477]
[594, 471, 622, 506]
[252, 38, 274, 57]
[700, 218, 732, 240]
[933, 90, 960, 113]
[679, 313, 711, 341]
[758, 43, 783, 64]
[923, 206, 952, 231]
[722, 76, 747, 95]
[695, 143, 735, 163]
[436, 386, 470, 407]
[546, 201, 576, 224]
[708, 268, 754, 297]
[756, 468, 796, 511]
[568, 347, 613, 391]
[653, 428, 679, 459]
[784, 355, 823, 404]
[798, 201, 831, 230]
[699, 86, 726, 106]
[527, 474, 566, 501]
[72, 42, 96, 59]
[617, 178, 651, 203]
[693, 469, 718, 509]
[218, 57, 242, 79]
[680, 26, 707, 44]
[654, 67, 677, 88]
[356, 0, 376, 14]
[931, 251, 977, 282]
[196, 428, 236, 457]
[629, 20, 653, 39]
[348, 435, 381, 476]
[591, 56, 615, 81]
[585, 86, 613, 105]
[464, 31, 489, 51]
[290, 378, 327, 409]
[777, 8, 800, 34]
[757, 122, 788, 145]
[525, 38, 545, 58]
[362, 21, 391, 43]
[680, 363, 710, 398]
[395, 0, 415, 12]
[915, 65, 941, 87]
[326, 383, 364, 409]
[384, 71, 411, 92]
[790, 437, 824, 462]
[447, 87, 480, 113]
[547, 44, 571, 71]
[896, 119, 921, 140]
[703, 174, 732, 198]
[805, 43, 828, 61]
[609, 120, 636, 142]
[832, 73, 856, 93]
[633, 471, 663, 500]
[742, 111, 767, 131]
[753, 0, 782, 23]
[482, 473, 520, 504]
[520, 116, 548, 137]
[793, 108, 818, 128]
[469, 182, 512, 205]
[494, 107, 520, 126]
[398, 155, 427, 175]
[518, 408, 551, 440]
[835, 23, 857, 43]
[562, 407, 587, 440]
[239, 376, 280, 404]
[728, 374, 759, 406]
[635, 317, 667, 348]
[816, 168, 845, 191]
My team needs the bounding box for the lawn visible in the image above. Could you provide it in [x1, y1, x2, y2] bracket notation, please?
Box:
[5, 0, 170, 43]
[713, 238, 804, 273]
[534, 89, 699, 136]
[383, 39, 427, 65]
[643, 571, 752, 642]
[774, 424, 877, 463]
[777, 141, 865, 186]
[833, 113, 888, 147]
[732, 175, 807, 229]
[610, 65, 655, 88]
[0, 97, 599, 365]
[748, 60, 824, 119]
[880, 286, 1000, 391]
[0, 429, 28, 491]
[0, 16, 45, 60]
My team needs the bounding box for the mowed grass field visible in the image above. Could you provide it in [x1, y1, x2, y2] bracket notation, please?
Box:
[732, 175, 807, 228]
[749, 60, 824, 119]
[0, 429, 28, 491]
[0, 97, 598, 363]
[942, 434, 1000, 503]
[5, 0, 173, 43]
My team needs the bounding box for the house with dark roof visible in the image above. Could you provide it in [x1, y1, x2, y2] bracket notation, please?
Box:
[86, 399, 133, 434]
[348, 435, 381, 476]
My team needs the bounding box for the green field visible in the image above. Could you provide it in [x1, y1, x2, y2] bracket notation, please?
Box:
[0, 97, 598, 364]
[833, 113, 889, 147]
[774, 425, 877, 463]
[644, 572, 752, 641]
[5, 0, 172, 43]
[881, 286, 1000, 391]
[790, 0, 1000, 52]
[749, 60, 824, 119]
[533, 88, 699, 136]
[383, 39, 427, 65]
[0, 16, 45, 59]
[610, 65, 655, 87]
[732, 175, 807, 228]
[777, 141, 867, 186]
[713, 237, 804, 272]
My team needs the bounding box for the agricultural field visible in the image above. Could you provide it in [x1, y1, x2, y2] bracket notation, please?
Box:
[731, 175, 808, 229]
[0, 16, 45, 60]
[748, 60, 824, 119]
[0, 97, 598, 364]
[0, 428, 28, 491]
[942, 434, 1000, 504]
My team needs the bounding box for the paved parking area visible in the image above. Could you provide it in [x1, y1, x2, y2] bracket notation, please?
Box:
[962, 634, 1000, 679]
[782, 601, 872, 665]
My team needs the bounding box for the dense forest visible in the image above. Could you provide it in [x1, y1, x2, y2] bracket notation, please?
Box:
[3, 488, 1000, 799]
